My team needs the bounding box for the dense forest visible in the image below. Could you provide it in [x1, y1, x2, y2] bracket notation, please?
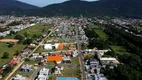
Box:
[84, 24, 142, 80]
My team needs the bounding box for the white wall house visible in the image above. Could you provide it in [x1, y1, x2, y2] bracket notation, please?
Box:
[36, 68, 49, 80]
[44, 43, 59, 50]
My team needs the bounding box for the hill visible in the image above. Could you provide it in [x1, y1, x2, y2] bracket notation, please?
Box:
[38, 0, 142, 18]
[0, 0, 39, 15]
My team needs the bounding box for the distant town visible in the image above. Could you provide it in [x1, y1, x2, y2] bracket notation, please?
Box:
[0, 16, 142, 80]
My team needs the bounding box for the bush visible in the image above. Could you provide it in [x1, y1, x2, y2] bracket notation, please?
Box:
[1, 52, 9, 59]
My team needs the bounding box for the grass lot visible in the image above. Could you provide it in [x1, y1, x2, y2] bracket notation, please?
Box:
[17, 24, 51, 38]
[95, 30, 107, 40]
[136, 26, 142, 30]
[0, 43, 26, 67]
[110, 45, 131, 55]
[71, 57, 80, 65]
[0, 24, 51, 68]
[89, 24, 100, 29]
[48, 57, 81, 80]
[90, 25, 107, 40]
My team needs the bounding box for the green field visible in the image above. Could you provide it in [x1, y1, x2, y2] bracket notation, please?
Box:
[90, 25, 107, 40]
[95, 29, 107, 40]
[17, 24, 51, 38]
[0, 43, 26, 67]
[110, 45, 130, 55]
[136, 26, 142, 30]
[89, 25, 100, 29]
[0, 24, 51, 68]
[48, 57, 81, 80]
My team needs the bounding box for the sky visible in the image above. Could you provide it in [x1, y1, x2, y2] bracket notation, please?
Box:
[18, 0, 97, 7]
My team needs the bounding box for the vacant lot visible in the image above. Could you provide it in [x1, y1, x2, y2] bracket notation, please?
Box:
[48, 57, 81, 80]
[90, 25, 107, 40]
[95, 29, 107, 40]
[17, 24, 51, 38]
[0, 43, 26, 67]
[0, 24, 51, 68]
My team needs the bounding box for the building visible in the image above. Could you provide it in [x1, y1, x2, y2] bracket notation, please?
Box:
[100, 57, 120, 65]
[12, 74, 26, 80]
[63, 56, 71, 63]
[36, 68, 49, 80]
[20, 64, 32, 72]
[47, 54, 63, 64]
[44, 43, 64, 50]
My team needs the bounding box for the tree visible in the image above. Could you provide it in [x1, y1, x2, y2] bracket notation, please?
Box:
[104, 64, 142, 80]
[7, 42, 14, 47]
[2, 52, 9, 59]
[23, 32, 31, 38]
[10, 31, 16, 35]
[23, 39, 33, 44]
[14, 34, 25, 43]
[2, 66, 13, 77]
[14, 50, 20, 56]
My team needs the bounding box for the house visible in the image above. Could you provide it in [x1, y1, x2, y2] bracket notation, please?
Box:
[0, 69, 4, 74]
[9, 60, 19, 66]
[47, 54, 63, 64]
[63, 56, 71, 63]
[21, 48, 32, 57]
[58, 44, 64, 50]
[66, 51, 72, 56]
[54, 66, 64, 75]
[36, 68, 49, 80]
[12, 74, 26, 80]
[20, 64, 32, 72]
[30, 53, 43, 61]
[90, 60, 99, 67]
[95, 50, 110, 56]
[41, 52, 49, 56]
[0, 33, 6, 37]
[44, 43, 64, 50]
[72, 50, 78, 57]
[100, 57, 120, 65]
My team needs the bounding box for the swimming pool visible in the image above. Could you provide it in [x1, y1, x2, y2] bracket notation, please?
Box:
[56, 77, 78, 80]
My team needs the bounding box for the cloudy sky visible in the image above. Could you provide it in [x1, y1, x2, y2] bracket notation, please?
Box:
[18, 0, 97, 7]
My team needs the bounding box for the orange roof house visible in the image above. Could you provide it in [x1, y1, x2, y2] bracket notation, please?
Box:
[57, 44, 64, 50]
[47, 54, 63, 64]
[0, 69, 3, 73]
[66, 51, 72, 56]
[9, 60, 18, 65]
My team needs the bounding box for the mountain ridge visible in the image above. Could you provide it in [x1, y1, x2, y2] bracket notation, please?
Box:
[37, 0, 142, 18]
[0, 0, 142, 18]
[0, 0, 39, 15]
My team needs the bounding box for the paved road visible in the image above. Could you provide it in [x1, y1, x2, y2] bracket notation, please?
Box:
[30, 66, 42, 80]
[75, 26, 86, 80]
[4, 61, 24, 80]
[5, 27, 57, 80]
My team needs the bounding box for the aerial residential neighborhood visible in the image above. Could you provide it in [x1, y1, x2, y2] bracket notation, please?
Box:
[0, 16, 123, 80]
[0, 0, 142, 80]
